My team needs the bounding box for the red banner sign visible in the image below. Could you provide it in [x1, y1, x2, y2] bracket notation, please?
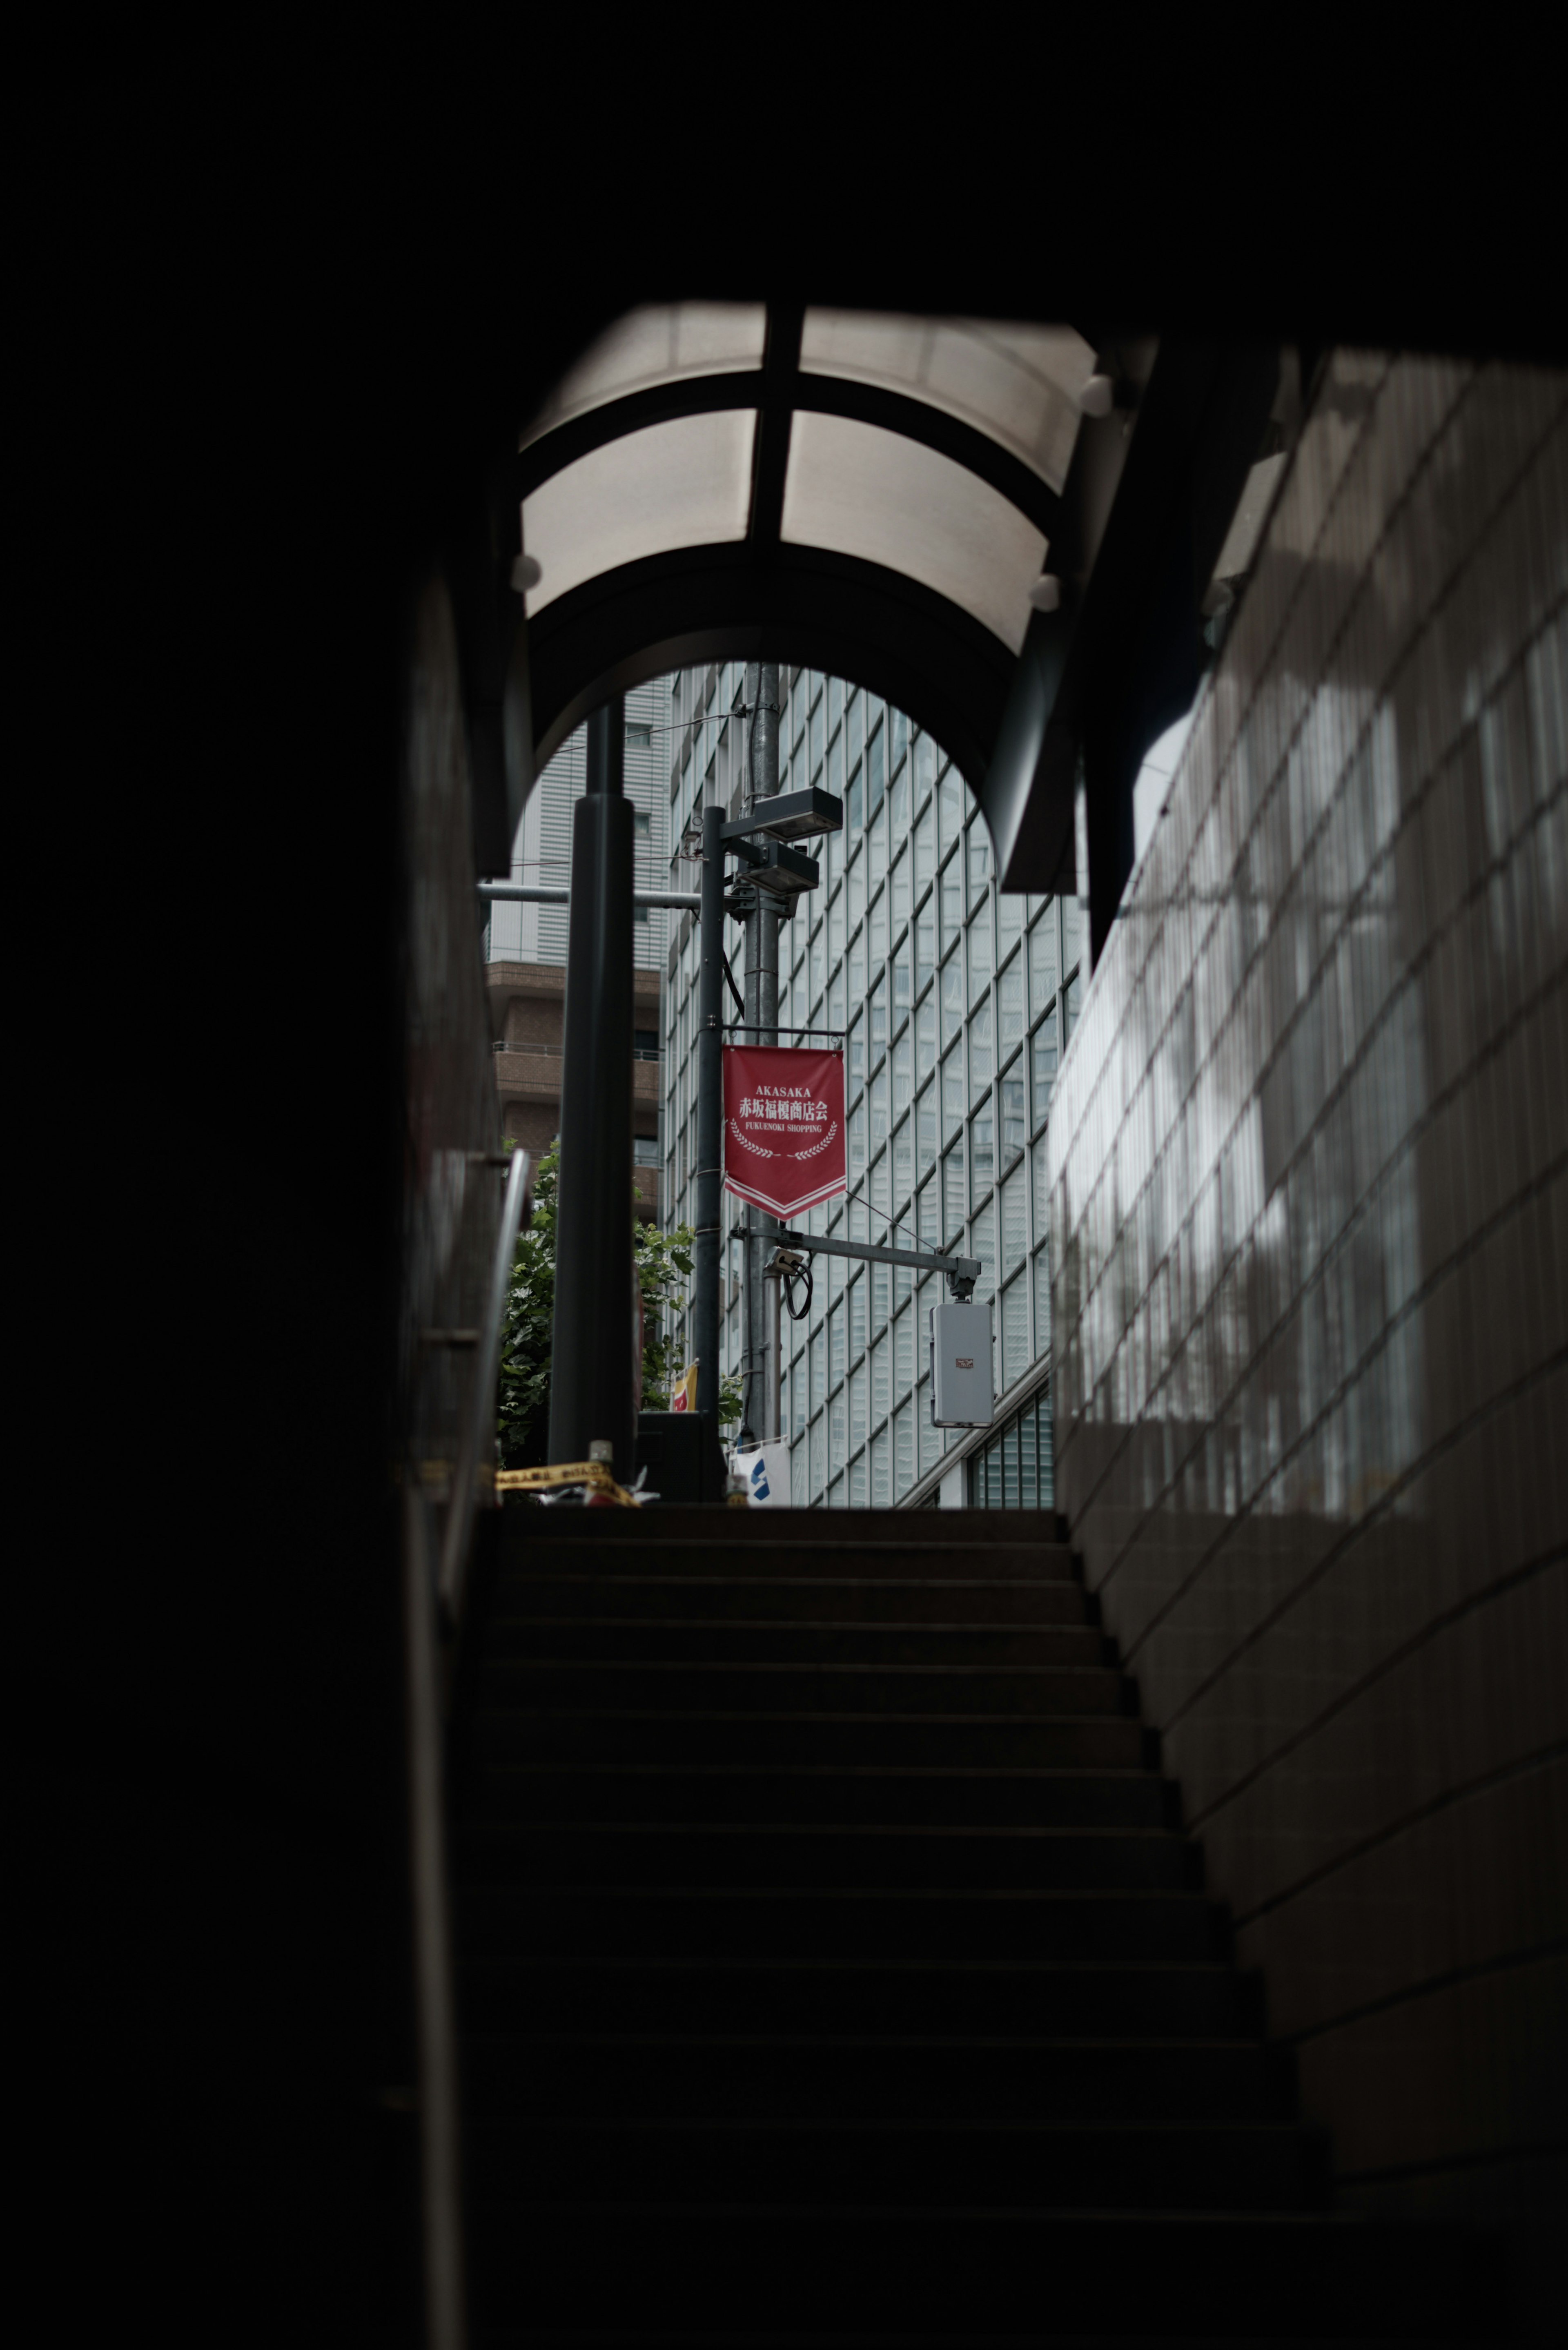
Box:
[722, 1044, 846, 1220]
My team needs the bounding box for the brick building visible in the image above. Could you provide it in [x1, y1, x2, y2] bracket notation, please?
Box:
[487, 958, 663, 1220]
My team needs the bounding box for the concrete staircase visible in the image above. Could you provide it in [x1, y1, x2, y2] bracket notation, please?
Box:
[450, 1507, 1506, 2344]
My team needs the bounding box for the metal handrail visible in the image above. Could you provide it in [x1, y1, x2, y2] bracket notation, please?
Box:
[437, 1147, 532, 1628]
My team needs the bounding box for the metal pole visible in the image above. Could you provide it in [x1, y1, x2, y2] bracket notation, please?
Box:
[741, 662, 781, 1443]
[693, 797, 726, 1428]
[548, 698, 635, 1480]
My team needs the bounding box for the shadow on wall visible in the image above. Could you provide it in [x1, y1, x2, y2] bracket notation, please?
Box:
[1048, 351, 1568, 2337]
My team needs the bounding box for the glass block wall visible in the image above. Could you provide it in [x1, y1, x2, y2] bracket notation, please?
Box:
[1047, 351, 1567, 2315]
[967, 1386, 1055, 1509]
[661, 661, 1085, 1505]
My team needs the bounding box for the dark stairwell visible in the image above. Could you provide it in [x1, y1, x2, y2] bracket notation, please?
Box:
[448, 1507, 1509, 2345]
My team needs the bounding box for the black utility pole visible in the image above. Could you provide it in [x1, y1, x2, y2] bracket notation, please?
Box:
[740, 663, 781, 1442]
[548, 698, 635, 1479]
[693, 798, 726, 1426]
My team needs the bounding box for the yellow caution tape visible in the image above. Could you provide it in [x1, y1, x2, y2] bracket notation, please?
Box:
[494, 1460, 642, 1509]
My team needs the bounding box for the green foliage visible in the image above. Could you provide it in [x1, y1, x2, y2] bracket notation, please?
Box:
[497, 1142, 742, 1468]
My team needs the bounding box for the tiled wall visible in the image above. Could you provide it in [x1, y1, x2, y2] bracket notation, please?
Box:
[1047, 352, 1567, 2324]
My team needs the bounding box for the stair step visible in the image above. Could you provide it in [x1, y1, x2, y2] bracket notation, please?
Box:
[454, 1886, 1228, 1963]
[462, 2033, 1292, 2121]
[506, 1505, 1066, 1548]
[492, 1574, 1091, 1625]
[455, 1958, 1263, 2040]
[482, 1619, 1109, 1666]
[463, 2115, 1325, 2212]
[474, 1661, 1134, 1717]
[459, 1764, 1176, 1830]
[470, 1709, 1153, 1770]
[451, 1822, 1200, 1893]
[465, 2206, 1503, 2341]
[505, 1541, 1075, 1582]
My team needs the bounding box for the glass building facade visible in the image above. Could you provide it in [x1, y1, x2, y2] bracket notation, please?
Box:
[661, 661, 1085, 1506]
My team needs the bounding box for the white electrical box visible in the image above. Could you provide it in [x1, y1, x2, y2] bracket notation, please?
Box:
[929, 1299, 994, 1428]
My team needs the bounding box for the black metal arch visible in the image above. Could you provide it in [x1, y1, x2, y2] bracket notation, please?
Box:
[522, 539, 1015, 798]
[517, 370, 1063, 538]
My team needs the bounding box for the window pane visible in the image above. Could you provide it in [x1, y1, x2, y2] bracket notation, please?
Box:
[891, 845, 911, 925]
[811, 1329, 826, 1411]
[918, 1379, 941, 1478]
[944, 1145, 967, 1240]
[830, 1389, 846, 1474]
[848, 1271, 866, 1361]
[1002, 1416, 1020, 1507]
[1001, 1075, 1026, 1167]
[829, 1300, 845, 1390]
[1063, 970, 1081, 1039]
[1002, 1163, 1027, 1275]
[894, 1400, 915, 1498]
[1031, 1008, 1058, 1129]
[938, 765, 964, 862]
[871, 1259, 890, 1336]
[850, 1362, 868, 1451]
[940, 862, 964, 954]
[891, 1031, 913, 1114]
[1037, 1391, 1055, 1508]
[892, 1114, 913, 1205]
[942, 1046, 966, 1144]
[894, 1307, 914, 1400]
[999, 961, 1025, 1057]
[849, 1452, 867, 1507]
[792, 1440, 808, 1506]
[871, 1426, 891, 1507]
[1062, 892, 1085, 974]
[1003, 1276, 1029, 1389]
[1029, 903, 1059, 1018]
[968, 825, 991, 905]
[849, 1100, 866, 1182]
[870, 1146, 890, 1219]
[868, 1064, 891, 1153]
[918, 1179, 941, 1249]
[1020, 1406, 1038, 1509]
[846, 692, 864, 774]
[1034, 1244, 1052, 1358]
[941, 951, 964, 1045]
[970, 1104, 995, 1203]
[871, 1333, 891, 1424]
[915, 904, 935, 999]
[866, 719, 885, 818]
[870, 970, 887, 1054]
[968, 910, 992, 997]
[914, 801, 935, 889]
[916, 1084, 938, 1182]
[917, 997, 938, 1079]
[892, 930, 911, 1017]
[997, 893, 1024, 963]
[811, 1414, 827, 1500]
[969, 999, 993, 1093]
[971, 1200, 996, 1300]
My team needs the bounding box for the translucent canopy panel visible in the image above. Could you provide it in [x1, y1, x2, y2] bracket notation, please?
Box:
[781, 411, 1047, 654]
[520, 303, 768, 451]
[522, 410, 757, 615]
[800, 312, 1097, 494]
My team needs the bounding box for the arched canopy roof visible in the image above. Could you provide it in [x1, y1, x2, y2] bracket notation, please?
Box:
[518, 304, 1096, 790]
[508, 303, 1284, 913]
